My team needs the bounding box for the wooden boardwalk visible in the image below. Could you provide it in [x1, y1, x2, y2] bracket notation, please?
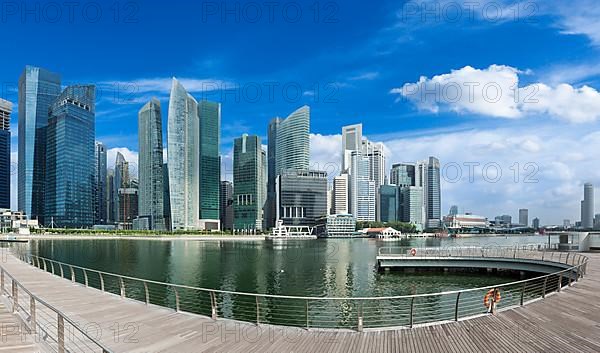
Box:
[0, 298, 43, 352]
[1, 252, 599, 353]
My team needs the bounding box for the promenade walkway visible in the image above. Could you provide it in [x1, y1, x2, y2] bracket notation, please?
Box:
[1, 251, 599, 353]
[0, 299, 42, 353]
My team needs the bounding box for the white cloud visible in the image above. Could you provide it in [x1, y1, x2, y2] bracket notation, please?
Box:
[349, 72, 380, 81]
[545, 0, 600, 46]
[107, 147, 139, 177]
[393, 64, 600, 123]
[310, 133, 342, 178]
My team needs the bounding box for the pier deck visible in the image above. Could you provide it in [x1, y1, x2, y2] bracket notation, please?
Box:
[1, 252, 599, 353]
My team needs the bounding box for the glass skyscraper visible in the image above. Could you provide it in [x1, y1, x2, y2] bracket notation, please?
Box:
[138, 98, 166, 230]
[275, 106, 310, 174]
[276, 169, 328, 227]
[18, 66, 61, 223]
[44, 85, 96, 228]
[425, 156, 441, 228]
[94, 142, 107, 224]
[265, 117, 280, 229]
[349, 151, 376, 222]
[0, 99, 11, 209]
[198, 100, 221, 229]
[167, 79, 199, 230]
[233, 134, 265, 231]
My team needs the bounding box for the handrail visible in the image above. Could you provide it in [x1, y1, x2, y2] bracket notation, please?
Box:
[9, 247, 589, 332]
[0, 263, 114, 353]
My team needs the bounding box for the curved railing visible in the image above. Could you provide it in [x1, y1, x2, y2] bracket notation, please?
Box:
[0, 265, 113, 353]
[11, 247, 588, 332]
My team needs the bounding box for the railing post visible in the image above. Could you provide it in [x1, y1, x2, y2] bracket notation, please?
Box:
[558, 274, 563, 292]
[70, 266, 75, 282]
[11, 279, 17, 313]
[144, 281, 149, 305]
[542, 277, 548, 298]
[57, 313, 65, 353]
[50, 261, 55, 275]
[565, 252, 570, 265]
[454, 292, 461, 321]
[174, 288, 180, 312]
[59, 263, 64, 278]
[569, 271, 573, 286]
[256, 296, 260, 325]
[120, 277, 125, 298]
[43, 259, 47, 272]
[30, 297, 36, 333]
[357, 301, 363, 332]
[520, 283, 526, 306]
[575, 267, 580, 282]
[84, 269, 89, 287]
[409, 297, 415, 328]
[99, 273, 104, 292]
[210, 291, 217, 320]
[305, 300, 309, 330]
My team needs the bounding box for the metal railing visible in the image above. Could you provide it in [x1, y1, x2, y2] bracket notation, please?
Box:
[0, 265, 114, 353]
[9, 247, 589, 332]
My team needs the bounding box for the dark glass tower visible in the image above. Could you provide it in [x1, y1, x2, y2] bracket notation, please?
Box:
[233, 134, 264, 231]
[0, 99, 12, 209]
[95, 142, 107, 224]
[45, 85, 96, 228]
[18, 66, 61, 223]
[198, 100, 221, 227]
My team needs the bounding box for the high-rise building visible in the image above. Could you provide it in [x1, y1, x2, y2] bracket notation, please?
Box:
[425, 157, 441, 228]
[219, 181, 234, 230]
[332, 174, 349, 215]
[118, 184, 138, 229]
[106, 169, 116, 224]
[265, 117, 281, 229]
[198, 100, 221, 230]
[18, 66, 61, 223]
[582, 183, 594, 229]
[0, 99, 12, 209]
[519, 209, 529, 227]
[94, 142, 107, 224]
[390, 163, 415, 187]
[379, 184, 399, 223]
[138, 99, 166, 231]
[495, 214, 512, 226]
[449, 205, 458, 216]
[362, 140, 386, 188]
[167, 78, 199, 231]
[44, 85, 96, 228]
[532, 217, 540, 229]
[342, 124, 362, 172]
[276, 169, 328, 227]
[275, 106, 310, 174]
[349, 151, 376, 222]
[401, 186, 424, 228]
[162, 163, 171, 231]
[113, 152, 130, 222]
[233, 134, 265, 231]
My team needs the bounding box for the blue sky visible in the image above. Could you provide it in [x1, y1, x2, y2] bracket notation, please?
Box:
[3, 0, 600, 223]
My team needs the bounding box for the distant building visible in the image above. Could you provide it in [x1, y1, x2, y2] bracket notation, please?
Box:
[444, 214, 488, 229]
[594, 214, 600, 230]
[563, 219, 571, 229]
[448, 205, 458, 216]
[332, 174, 349, 215]
[316, 214, 356, 237]
[495, 215, 512, 226]
[341, 124, 362, 172]
[519, 209, 529, 227]
[390, 163, 415, 187]
[532, 217, 540, 229]
[582, 183, 594, 229]
[0, 99, 12, 209]
[114, 152, 130, 222]
[233, 134, 265, 231]
[220, 181, 234, 230]
[198, 100, 221, 229]
[379, 184, 399, 223]
[18, 66, 62, 224]
[265, 117, 280, 229]
[349, 151, 376, 222]
[162, 163, 171, 231]
[276, 169, 328, 227]
[118, 186, 138, 229]
[44, 85, 96, 228]
[425, 157, 441, 228]
[94, 142, 107, 224]
[106, 169, 116, 224]
[401, 186, 424, 229]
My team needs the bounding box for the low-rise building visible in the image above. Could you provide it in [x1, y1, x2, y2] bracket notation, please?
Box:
[444, 213, 488, 229]
[316, 214, 356, 238]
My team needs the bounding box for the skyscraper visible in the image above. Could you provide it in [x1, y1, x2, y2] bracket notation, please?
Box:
[106, 169, 116, 224]
[265, 117, 281, 229]
[233, 134, 264, 231]
[390, 163, 415, 187]
[342, 124, 362, 172]
[113, 152, 130, 222]
[519, 209, 529, 227]
[219, 181, 234, 230]
[349, 151, 376, 222]
[532, 217, 540, 229]
[401, 186, 424, 228]
[198, 100, 221, 229]
[167, 78, 199, 231]
[18, 66, 61, 222]
[162, 163, 171, 231]
[276, 169, 328, 227]
[332, 174, 349, 215]
[94, 142, 107, 224]
[44, 85, 96, 228]
[0, 99, 12, 209]
[138, 99, 166, 231]
[582, 183, 594, 229]
[275, 106, 310, 174]
[379, 185, 399, 223]
[362, 140, 386, 188]
[425, 157, 441, 228]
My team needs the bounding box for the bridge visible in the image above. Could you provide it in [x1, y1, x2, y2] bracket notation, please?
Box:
[0, 247, 597, 352]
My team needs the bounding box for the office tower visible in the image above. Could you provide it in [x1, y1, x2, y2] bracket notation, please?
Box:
[118, 178, 138, 229]
[582, 183, 594, 229]
[332, 174, 349, 215]
[349, 151, 376, 222]
[532, 217, 540, 229]
[113, 152, 130, 222]
[260, 148, 267, 224]
[275, 106, 310, 174]
[449, 205, 458, 216]
[379, 185, 399, 223]
[162, 163, 171, 231]
[18, 66, 61, 222]
[138, 99, 166, 231]
[495, 214, 512, 226]
[265, 117, 281, 229]
[276, 170, 328, 227]
[198, 100, 221, 230]
[44, 85, 95, 228]
[362, 140, 386, 188]
[519, 209, 529, 227]
[563, 219, 571, 229]
[342, 124, 362, 172]
[425, 157, 441, 228]
[401, 186, 424, 227]
[390, 163, 416, 187]
[219, 181, 234, 230]
[233, 134, 264, 231]
[0, 99, 11, 208]
[106, 169, 116, 223]
[167, 78, 200, 230]
[94, 142, 107, 224]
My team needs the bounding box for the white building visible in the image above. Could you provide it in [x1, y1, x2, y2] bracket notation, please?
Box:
[349, 151, 376, 222]
[444, 214, 488, 229]
[342, 124, 362, 172]
[332, 174, 349, 215]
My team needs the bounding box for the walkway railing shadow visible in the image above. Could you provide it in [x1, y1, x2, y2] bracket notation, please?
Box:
[8, 246, 589, 332]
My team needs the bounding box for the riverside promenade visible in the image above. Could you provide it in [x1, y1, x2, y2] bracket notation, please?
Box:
[1, 251, 599, 353]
